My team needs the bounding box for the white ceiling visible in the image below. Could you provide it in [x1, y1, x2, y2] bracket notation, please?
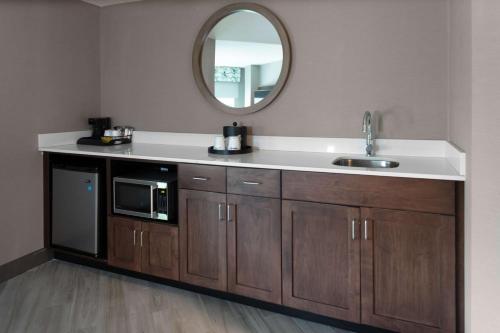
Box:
[215, 41, 283, 67]
[209, 11, 281, 45]
[209, 11, 283, 68]
[80, 0, 142, 7]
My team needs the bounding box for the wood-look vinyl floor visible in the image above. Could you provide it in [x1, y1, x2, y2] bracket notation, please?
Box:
[0, 260, 353, 333]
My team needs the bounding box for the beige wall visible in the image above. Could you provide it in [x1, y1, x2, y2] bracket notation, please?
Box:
[101, 0, 450, 139]
[449, 0, 472, 152]
[469, 0, 500, 331]
[449, 0, 500, 331]
[449, 1, 471, 332]
[0, 0, 100, 265]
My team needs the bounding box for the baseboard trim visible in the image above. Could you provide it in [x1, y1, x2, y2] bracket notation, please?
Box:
[0, 249, 53, 283]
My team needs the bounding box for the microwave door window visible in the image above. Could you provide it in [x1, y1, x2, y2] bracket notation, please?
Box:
[115, 183, 151, 213]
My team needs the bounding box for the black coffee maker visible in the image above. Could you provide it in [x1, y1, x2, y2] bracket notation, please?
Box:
[89, 118, 111, 138]
[77, 117, 112, 146]
[223, 122, 248, 149]
[208, 122, 252, 155]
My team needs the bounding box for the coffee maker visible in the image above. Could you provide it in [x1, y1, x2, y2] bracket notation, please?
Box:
[88, 118, 111, 138]
[223, 122, 248, 149]
[77, 118, 111, 145]
[78, 117, 133, 146]
[208, 122, 252, 155]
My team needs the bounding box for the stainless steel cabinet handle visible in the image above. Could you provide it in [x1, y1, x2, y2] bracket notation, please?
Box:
[133, 230, 137, 246]
[218, 203, 225, 221]
[192, 177, 209, 181]
[364, 219, 369, 240]
[242, 181, 261, 185]
[227, 204, 233, 222]
[140, 231, 143, 247]
[352, 219, 357, 240]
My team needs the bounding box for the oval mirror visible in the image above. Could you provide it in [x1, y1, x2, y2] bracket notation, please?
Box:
[193, 3, 291, 115]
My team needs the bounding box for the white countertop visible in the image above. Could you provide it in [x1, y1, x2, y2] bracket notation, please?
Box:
[39, 142, 465, 181]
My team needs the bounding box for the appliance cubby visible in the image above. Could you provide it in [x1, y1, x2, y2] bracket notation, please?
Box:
[46, 153, 108, 259]
[108, 159, 178, 224]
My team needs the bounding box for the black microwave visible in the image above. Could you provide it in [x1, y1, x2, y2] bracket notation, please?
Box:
[113, 175, 176, 222]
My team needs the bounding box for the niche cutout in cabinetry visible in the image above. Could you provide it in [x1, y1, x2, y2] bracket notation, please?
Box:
[110, 160, 178, 224]
[48, 153, 108, 259]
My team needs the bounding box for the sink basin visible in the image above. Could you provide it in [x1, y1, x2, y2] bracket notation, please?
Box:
[333, 157, 399, 169]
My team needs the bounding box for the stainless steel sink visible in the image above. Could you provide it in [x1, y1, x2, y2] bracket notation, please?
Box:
[333, 157, 400, 168]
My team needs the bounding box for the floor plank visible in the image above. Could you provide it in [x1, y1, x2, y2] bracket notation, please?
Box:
[0, 260, 353, 333]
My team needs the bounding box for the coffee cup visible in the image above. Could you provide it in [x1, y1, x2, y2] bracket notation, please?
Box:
[227, 135, 241, 151]
[213, 135, 226, 150]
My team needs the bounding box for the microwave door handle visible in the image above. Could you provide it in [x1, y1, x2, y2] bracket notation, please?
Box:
[150, 185, 158, 218]
[113, 179, 116, 213]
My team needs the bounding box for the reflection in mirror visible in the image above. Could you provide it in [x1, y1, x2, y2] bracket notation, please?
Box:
[201, 10, 284, 108]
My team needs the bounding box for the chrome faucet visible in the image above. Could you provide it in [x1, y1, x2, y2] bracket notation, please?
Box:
[362, 111, 375, 156]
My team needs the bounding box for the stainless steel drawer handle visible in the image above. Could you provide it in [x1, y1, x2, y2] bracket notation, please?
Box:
[140, 231, 143, 247]
[352, 219, 357, 240]
[227, 204, 233, 222]
[364, 219, 369, 240]
[242, 181, 261, 185]
[218, 203, 225, 221]
[193, 177, 209, 181]
[133, 230, 137, 246]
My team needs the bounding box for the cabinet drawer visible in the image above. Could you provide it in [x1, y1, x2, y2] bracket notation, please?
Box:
[227, 168, 280, 198]
[178, 164, 226, 193]
[282, 171, 455, 215]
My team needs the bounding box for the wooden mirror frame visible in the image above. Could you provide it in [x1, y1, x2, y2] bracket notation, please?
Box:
[193, 3, 292, 115]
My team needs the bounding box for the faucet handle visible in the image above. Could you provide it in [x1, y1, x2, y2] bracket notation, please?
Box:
[366, 143, 374, 157]
[362, 111, 372, 132]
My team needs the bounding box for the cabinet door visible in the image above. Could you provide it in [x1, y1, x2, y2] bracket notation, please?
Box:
[227, 195, 281, 304]
[108, 216, 141, 271]
[282, 201, 361, 322]
[179, 189, 227, 291]
[141, 223, 179, 280]
[361, 208, 455, 333]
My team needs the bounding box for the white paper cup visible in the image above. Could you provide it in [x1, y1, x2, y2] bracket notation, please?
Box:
[213, 135, 226, 150]
[227, 135, 241, 151]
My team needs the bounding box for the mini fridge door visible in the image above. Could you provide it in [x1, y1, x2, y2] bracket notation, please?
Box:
[52, 167, 99, 255]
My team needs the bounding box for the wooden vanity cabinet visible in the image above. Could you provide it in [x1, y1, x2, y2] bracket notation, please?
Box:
[179, 189, 227, 291]
[226, 167, 282, 304]
[227, 194, 282, 304]
[361, 208, 455, 333]
[49, 153, 461, 333]
[178, 165, 283, 302]
[282, 171, 457, 333]
[141, 222, 179, 280]
[108, 216, 179, 280]
[110, 163, 457, 332]
[282, 200, 361, 322]
[108, 216, 142, 272]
